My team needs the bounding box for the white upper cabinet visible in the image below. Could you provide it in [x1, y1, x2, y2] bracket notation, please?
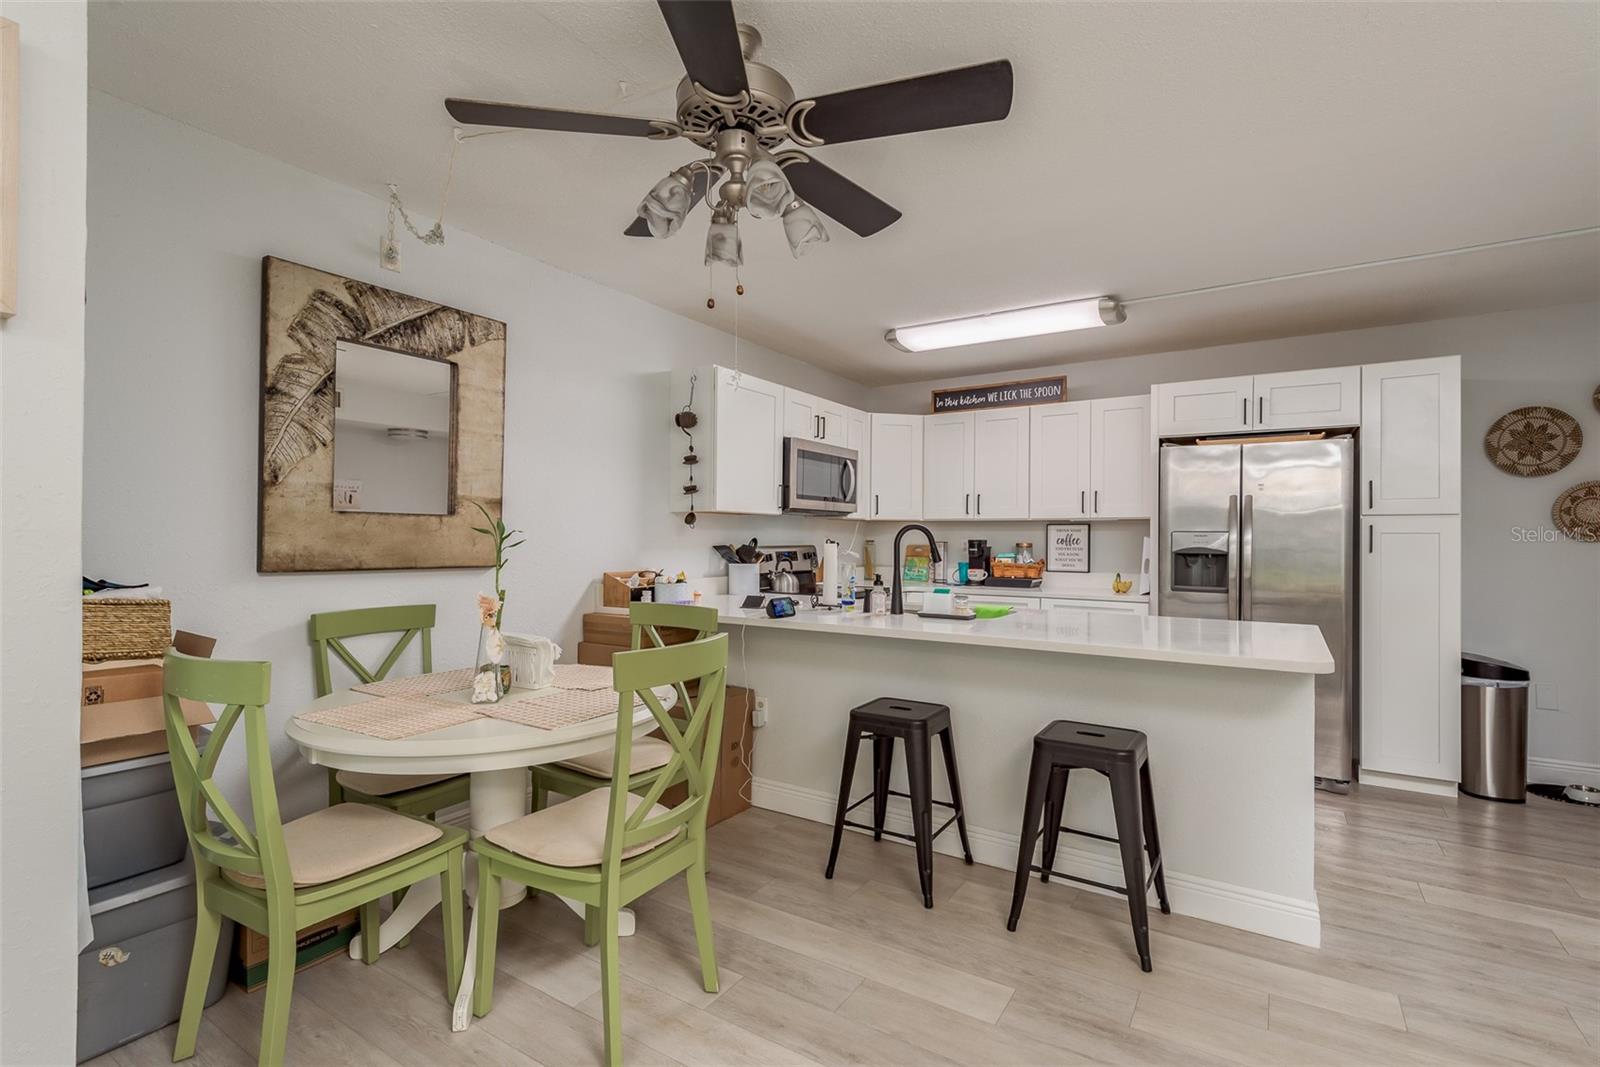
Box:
[669, 366, 784, 515]
[713, 368, 785, 514]
[1360, 355, 1461, 515]
[1254, 367, 1361, 431]
[923, 412, 977, 519]
[972, 409, 1031, 519]
[844, 408, 871, 519]
[1153, 376, 1254, 437]
[1029, 401, 1093, 518]
[1090, 395, 1152, 518]
[869, 413, 922, 520]
[1360, 514, 1461, 781]
[818, 400, 850, 447]
[783, 388, 824, 441]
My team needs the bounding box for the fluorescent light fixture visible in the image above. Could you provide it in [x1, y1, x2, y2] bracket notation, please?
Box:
[885, 296, 1126, 353]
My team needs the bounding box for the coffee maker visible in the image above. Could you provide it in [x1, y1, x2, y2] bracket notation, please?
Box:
[966, 539, 990, 577]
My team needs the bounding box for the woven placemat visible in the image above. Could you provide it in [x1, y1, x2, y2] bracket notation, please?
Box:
[550, 663, 617, 691]
[352, 668, 476, 698]
[480, 688, 640, 731]
[296, 694, 483, 739]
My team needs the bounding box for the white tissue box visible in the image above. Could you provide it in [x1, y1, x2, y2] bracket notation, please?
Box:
[503, 634, 561, 689]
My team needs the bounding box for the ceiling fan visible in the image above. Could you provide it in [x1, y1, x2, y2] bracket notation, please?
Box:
[445, 0, 1014, 265]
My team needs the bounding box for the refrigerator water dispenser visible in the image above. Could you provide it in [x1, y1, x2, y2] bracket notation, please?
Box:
[1170, 532, 1230, 592]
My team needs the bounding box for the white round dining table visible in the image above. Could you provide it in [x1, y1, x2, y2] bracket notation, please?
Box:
[285, 679, 669, 1030]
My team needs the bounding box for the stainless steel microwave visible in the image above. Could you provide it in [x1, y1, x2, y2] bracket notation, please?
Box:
[782, 437, 859, 514]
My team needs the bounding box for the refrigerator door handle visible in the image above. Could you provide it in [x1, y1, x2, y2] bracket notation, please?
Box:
[1226, 494, 1241, 620]
[1240, 494, 1254, 620]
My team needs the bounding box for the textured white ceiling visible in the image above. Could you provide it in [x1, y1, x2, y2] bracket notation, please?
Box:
[89, 1, 1600, 385]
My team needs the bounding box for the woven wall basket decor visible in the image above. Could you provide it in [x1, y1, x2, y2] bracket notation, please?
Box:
[1483, 406, 1583, 477]
[1552, 481, 1600, 543]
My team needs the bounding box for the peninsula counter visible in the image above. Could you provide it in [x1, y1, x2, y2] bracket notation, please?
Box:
[683, 596, 1333, 946]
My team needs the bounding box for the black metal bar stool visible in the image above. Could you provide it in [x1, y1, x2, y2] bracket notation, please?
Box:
[1007, 720, 1170, 971]
[824, 697, 973, 907]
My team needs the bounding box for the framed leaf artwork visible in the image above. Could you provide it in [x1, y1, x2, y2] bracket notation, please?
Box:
[258, 257, 505, 572]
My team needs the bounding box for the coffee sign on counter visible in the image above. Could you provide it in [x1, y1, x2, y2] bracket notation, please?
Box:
[931, 375, 1067, 413]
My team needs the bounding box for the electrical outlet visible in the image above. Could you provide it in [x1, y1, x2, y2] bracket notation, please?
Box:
[752, 696, 769, 728]
[1534, 683, 1559, 711]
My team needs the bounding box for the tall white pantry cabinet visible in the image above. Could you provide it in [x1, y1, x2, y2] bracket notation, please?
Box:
[1357, 355, 1462, 790]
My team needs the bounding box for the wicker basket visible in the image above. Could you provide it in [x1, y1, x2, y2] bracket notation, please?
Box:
[83, 598, 172, 662]
[989, 560, 1045, 580]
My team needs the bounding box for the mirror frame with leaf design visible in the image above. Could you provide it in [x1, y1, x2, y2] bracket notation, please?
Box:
[257, 256, 505, 572]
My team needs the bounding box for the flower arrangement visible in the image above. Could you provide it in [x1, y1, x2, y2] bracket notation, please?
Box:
[470, 505, 523, 703]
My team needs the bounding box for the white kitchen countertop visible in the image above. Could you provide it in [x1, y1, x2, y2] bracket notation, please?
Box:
[683, 595, 1332, 674]
[896, 572, 1150, 603]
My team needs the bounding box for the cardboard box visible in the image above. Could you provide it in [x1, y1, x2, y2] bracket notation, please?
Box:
[80, 632, 218, 767]
[229, 910, 359, 991]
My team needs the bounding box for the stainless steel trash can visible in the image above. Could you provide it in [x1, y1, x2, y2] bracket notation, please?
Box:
[1460, 653, 1531, 803]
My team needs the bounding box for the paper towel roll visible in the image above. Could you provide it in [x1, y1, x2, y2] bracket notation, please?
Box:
[821, 541, 839, 605]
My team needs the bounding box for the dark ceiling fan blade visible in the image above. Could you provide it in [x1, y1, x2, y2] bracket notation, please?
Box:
[796, 59, 1013, 145]
[780, 155, 901, 237]
[445, 98, 669, 137]
[656, 0, 748, 97]
[625, 165, 719, 237]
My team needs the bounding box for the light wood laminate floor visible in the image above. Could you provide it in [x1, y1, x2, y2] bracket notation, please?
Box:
[97, 785, 1599, 1066]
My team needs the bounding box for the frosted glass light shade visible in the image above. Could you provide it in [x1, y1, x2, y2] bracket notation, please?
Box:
[885, 297, 1126, 352]
[704, 217, 743, 267]
[637, 170, 694, 238]
[781, 201, 828, 258]
[743, 160, 793, 220]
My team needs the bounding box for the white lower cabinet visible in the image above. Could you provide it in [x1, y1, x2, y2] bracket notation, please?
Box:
[1359, 514, 1462, 782]
[1051, 599, 1149, 617]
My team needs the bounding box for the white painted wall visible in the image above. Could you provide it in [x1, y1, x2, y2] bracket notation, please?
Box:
[83, 91, 869, 818]
[0, 2, 87, 1062]
[870, 304, 1600, 772]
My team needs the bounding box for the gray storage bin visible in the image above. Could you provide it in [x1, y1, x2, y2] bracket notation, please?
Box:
[77, 859, 232, 1063]
[81, 732, 206, 889]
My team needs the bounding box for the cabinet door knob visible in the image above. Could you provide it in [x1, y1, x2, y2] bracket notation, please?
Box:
[965, 493, 970, 515]
[1094, 489, 1099, 513]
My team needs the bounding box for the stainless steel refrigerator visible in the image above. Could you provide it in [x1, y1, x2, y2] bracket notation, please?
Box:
[1159, 437, 1356, 788]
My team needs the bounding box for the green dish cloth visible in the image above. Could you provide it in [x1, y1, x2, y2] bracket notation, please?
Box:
[971, 605, 1015, 619]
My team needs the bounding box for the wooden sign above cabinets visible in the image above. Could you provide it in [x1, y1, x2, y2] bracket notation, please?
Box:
[932, 375, 1066, 413]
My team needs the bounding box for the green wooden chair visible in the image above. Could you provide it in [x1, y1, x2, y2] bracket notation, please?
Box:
[163, 649, 467, 1067]
[470, 633, 730, 1067]
[531, 602, 719, 811]
[309, 604, 470, 817]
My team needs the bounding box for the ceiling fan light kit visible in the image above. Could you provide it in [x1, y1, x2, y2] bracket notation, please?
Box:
[444, 0, 1013, 266]
[886, 296, 1127, 353]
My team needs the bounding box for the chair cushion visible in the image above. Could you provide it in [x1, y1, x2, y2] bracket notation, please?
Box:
[336, 770, 461, 797]
[224, 803, 444, 888]
[482, 790, 681, 868]
[555, 737, 675, 779]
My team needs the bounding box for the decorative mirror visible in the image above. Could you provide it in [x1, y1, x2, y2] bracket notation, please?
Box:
[331, 340, 455, 516]
[258, 257, 505, 572]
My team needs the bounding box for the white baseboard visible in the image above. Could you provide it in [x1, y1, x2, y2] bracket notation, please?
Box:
[1528, 757, 1600, 789]
[750, 777, 1321, 948]
[1356, 768, 1460, 797]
